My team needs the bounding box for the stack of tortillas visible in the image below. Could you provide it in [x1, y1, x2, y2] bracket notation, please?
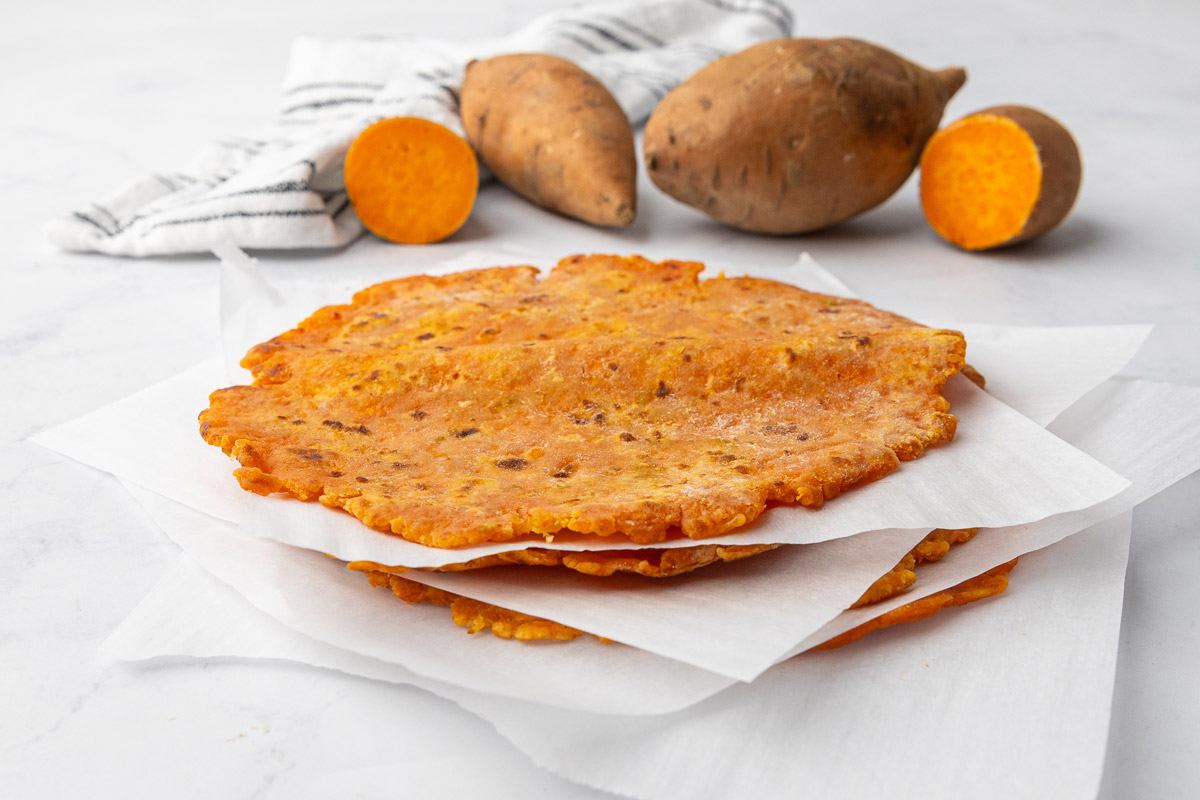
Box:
[201, 254, 1006, 646]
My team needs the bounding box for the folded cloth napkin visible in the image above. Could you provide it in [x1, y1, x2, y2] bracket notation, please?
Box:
[47, 0, 790, 257]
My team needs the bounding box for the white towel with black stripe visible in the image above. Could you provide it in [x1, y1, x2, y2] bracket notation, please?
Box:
[48, 0, 791, 257]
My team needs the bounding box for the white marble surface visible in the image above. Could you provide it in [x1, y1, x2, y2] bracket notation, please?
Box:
[2, 1, 1198, 797]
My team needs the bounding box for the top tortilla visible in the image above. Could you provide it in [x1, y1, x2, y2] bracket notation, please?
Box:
[201, 254, 964, 548]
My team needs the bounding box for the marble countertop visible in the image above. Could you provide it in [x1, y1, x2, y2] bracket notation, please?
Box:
[2, 1, 1198, 797]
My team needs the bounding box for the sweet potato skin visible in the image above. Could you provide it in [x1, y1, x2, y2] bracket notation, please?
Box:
[460, 53, 636, 227]
[643, 38, 966, 234]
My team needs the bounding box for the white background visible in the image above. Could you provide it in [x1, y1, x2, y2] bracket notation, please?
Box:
[2, 1, 1198, 797]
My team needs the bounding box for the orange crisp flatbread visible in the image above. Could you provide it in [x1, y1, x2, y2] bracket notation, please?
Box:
[350, 542, 781, 579]
[350, 526, 976, 584]
[364, 574, 593, 642]
[359, 531, 1009, 646]
[362, 565, 1015, 645]
[201, 255, 965, 548]
[814, 559, 1017, 650]
[851, 526, 978, 607]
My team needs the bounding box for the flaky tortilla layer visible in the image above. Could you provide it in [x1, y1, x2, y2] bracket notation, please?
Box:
[359, 527, 990, 647]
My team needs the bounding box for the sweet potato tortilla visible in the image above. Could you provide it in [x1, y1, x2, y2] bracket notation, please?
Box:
[200, 254, 965, 549]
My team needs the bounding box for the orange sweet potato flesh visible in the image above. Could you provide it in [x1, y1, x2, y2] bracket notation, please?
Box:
[920, 105, 1082, 250]
[344, 117, 478, 244]
[460, 54, 636, 227]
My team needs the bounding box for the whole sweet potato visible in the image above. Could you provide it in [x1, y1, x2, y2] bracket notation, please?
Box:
[643, 38, 966, 234]
[460, 53, 636, 227]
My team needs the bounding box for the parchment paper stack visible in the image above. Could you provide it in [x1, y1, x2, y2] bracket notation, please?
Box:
[32, 250, 1200, 798]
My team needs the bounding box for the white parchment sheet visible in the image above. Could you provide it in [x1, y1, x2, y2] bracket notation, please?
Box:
[456, 512, 1138, 800]
[112, 482, 734, 716]
[104, 509, 1135, 800]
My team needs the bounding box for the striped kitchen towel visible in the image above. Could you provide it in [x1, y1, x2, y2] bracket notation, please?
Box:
[47, 0, 791, 257]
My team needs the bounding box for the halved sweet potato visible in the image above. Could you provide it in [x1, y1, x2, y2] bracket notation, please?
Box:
[919, 105, 1082, 250]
